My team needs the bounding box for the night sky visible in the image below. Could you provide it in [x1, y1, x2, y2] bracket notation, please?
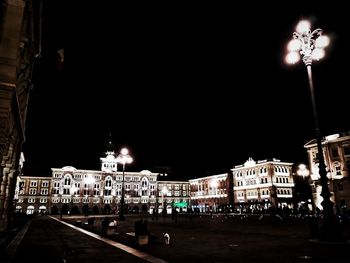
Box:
[22, 1, 350, 180]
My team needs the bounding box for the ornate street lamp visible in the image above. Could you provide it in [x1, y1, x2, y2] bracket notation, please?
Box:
[286, 20, 342, 241]
[116, 147, 133, 220]
[296, 164, 313, 212]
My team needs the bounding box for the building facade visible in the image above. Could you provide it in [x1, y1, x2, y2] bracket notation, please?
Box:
[189, 173, 233, 213]
[304, 132, 350, 211]
[16, 151, 190, 215]
[14, 175, 51, 214]
[0, 0, 42, 231]
[231, 158, 294, 212]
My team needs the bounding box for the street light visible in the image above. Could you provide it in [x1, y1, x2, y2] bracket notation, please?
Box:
[286, 20, 342, 241]
[116, 147, 133, 221]
[210, 179, 218, 213]
[84, 175, 95, 214]
[296, 164, 312, 212]
[161, 186, 168, 216]
[155, 173, 167, 220]
[70, 185, 78, 215]
[297, 164, 310, 182]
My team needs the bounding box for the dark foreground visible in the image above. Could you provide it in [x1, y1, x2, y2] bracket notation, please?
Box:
[1, 214, 350, 263]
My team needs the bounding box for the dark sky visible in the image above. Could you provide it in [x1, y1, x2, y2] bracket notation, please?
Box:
[23, 1, 350, 180]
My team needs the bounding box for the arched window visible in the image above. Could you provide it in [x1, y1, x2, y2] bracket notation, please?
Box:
[105, 176, 112, 187]
[64, 175, 71, 186]
[141, 177, 148, 188]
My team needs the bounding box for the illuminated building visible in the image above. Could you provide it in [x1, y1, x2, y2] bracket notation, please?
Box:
[304, 131, 350, 211]
[189, 173, 233, 213]
[14, 175, 52, 214]
[16, 149, 190, 215]
[232, 158, 294, 212]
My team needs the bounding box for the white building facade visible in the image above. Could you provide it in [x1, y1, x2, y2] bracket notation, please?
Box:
[304, 132, 350, 211]
[16, 150, 190, 215]
[232, 158, 294, 212]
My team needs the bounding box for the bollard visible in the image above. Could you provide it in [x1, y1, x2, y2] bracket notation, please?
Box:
[163, 233, 170, 245]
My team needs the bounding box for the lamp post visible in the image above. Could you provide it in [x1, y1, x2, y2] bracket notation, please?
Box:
[155, 172, 167, 220]
[84, 175, 95, 214]
[210, 179, 218, 213]
[161, 186, 168, 216]
[286, 20, 342, 241]
[70, 185, 78, 215]
[116, 147, 133, 221]
[296, 164, 311, 212]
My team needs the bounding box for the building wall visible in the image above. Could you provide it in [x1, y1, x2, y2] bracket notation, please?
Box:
[15, 176, 51, 214]
[16, 166, 190, 215]
[305, 132, 350, 211]
[231, 158, 294, 212]
[189, 173, 231, 212]
[0, 0, 41, 231]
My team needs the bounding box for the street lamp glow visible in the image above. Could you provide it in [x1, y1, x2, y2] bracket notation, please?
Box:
[296, 20, 310, 34]
[297, 164, 310, 178]
[287, 39, 301, 51]
[286, 20, 329, 66]
[311, 48, 325, 61]
[121, 147, 129, 155]
[161, 187, 168, 195]
[70, 185, 78, 195]
[117, 147, 133, 220]
[315, 35, 330, 48]
[84, 175, 95, 185]
[210, 179, 218, 189]
[285, 51, 300, 64]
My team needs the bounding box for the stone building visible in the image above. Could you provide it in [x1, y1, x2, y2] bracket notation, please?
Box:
[15, 150, 190, 215]
[231, 158, 294, 212]
[14, 175, 51, 214]
[304, 131, 350, 211]
[0, 0, 42, 231]
[189, 172, 233, 213]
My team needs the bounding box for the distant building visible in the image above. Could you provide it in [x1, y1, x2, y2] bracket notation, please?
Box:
[304, 131, 350, 211]
[14, 176, 52, 214]
[189, 173, 233, 213]
[231, 158, 294, 212]
[16, 150, 190, 215]
[0, 0, 42, 231]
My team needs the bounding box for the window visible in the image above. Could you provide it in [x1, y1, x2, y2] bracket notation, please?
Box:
[141, 178, 148, 187]
[63, 188, 70, 195]
[335, 164, 342, 176]
[42, 181, 49, 187]
[331, 147, 339, 158]
[53, 189, 59, 195]
[41, 189, 48, 195]
[29, 188, 36, 195]
[105, 177, 112, 187]
[64, 176, 71, 186]
[344, 145, 350, 156]
[104, 189, 111, 196]
[30, 181, 37, 187]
